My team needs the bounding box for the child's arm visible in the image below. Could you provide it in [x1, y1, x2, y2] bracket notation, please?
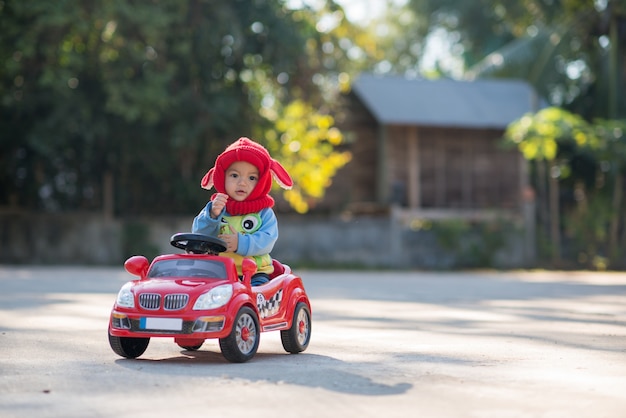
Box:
[235, 208, 278, 256]
[191, 200, 222, 237]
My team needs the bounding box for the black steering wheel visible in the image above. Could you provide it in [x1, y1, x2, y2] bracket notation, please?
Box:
[170, 233, 227, 255]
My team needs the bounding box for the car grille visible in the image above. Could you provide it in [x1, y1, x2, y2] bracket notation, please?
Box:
[138, 293, 161, 310]
[138, 293, 189, 310]
[164, 294, 189, 310]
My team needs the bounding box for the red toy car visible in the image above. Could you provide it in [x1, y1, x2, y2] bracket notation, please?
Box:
[108, 233, 311, 363]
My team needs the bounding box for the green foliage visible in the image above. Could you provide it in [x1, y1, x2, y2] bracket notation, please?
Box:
[403, 1, 626, 119]
[262, 99, 351, 213]
[430, 218, 515, 268]
[504, 106, 626, 268]
[0, 0, 356, 215]
[430, 219, 468, 250]
[593, 118, 626, 168]
[563, 193, 613, 270]
[121, 221, 159, 262]
[504, 107, 598, 161]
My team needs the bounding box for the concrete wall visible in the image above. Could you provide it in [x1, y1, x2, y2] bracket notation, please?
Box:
[0, 211, 123, 265]
[0, 211, 532, 269]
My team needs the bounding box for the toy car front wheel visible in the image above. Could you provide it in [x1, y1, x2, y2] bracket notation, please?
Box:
[219, 306, 260, 363]
[281, 302, 311, 354]
[108, 333, 150, 359]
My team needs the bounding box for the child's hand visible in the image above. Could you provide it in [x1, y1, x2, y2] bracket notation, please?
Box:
[218, 225, 239, 252]
[210, 193, 228, 218]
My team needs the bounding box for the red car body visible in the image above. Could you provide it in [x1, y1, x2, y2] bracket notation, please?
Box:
[108, 247, 311, 363]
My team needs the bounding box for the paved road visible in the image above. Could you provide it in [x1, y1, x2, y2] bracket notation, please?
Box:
[1, 266, 625, 417]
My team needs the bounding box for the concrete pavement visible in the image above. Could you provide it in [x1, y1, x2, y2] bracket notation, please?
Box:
[0, 266, 625, 417]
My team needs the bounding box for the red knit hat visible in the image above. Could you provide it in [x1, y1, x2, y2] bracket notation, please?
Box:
[200, 137, 293, 215]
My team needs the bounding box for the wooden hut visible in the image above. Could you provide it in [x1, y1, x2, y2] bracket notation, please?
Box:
[335, 73, 540, 224]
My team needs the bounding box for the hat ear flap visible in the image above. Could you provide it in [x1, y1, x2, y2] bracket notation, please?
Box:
[201, 168, 215, 190]
[270, 159, 293, 190]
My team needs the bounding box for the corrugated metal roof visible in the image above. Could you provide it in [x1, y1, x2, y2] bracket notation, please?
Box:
[352, 74, 540, 129]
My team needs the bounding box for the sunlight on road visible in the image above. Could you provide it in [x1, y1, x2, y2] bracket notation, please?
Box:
[1, 267, 625, 418]
[0, 294, 113, 331]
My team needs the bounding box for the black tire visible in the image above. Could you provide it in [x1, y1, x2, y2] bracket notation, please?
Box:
[108, 333, 150, 359]
[219, 306, 260, 363]
[178, 342, 203, 351]
[281, 302, 311, 354]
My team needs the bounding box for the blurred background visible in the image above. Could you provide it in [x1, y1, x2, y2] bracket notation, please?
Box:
[1, 0, 625, 270]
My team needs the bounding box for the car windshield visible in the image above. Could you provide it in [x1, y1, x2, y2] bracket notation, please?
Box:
[148, 259, 228, 279]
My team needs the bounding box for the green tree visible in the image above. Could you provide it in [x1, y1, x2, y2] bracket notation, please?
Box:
[0, 0, 357, 215]
[504, 107, 598, 264]
[505, 108, 626, 269]
[403, 0, 626, 119]
[589, 118, 626, 265]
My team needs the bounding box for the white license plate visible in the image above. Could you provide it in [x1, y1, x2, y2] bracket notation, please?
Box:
[140, 317, 183, 331]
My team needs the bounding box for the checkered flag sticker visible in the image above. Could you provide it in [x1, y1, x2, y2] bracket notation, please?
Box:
[256, 289, 283, 319]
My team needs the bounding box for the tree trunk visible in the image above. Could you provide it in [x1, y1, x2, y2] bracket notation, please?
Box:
[549, 163, 561, 264]
[537, 159, 550, 241]
[609, 170, 623, 261]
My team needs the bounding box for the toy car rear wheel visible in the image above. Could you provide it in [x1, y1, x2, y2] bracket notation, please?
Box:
[281, 302, 311, 354]
[108, 333, 150, 359]
[177, 342, 203, 351]
[219, 306, 260, 363]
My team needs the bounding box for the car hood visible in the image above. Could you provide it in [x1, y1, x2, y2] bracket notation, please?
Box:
[132, 278, 229, 294]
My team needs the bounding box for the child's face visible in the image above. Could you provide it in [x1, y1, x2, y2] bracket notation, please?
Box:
[224, 161, 259, 201]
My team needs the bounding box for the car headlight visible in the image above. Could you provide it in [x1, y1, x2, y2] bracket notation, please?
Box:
[116, 283, 135, 308]
[193, 284, 233, 310]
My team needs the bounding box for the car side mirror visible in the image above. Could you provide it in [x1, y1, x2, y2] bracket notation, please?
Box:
[241, 258, 256, 287]
[124, 256, 149, 279]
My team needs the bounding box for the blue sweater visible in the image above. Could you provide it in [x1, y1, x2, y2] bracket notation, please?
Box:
[192, 202, 278, 274]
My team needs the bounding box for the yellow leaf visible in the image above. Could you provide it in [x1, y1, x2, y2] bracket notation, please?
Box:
[263, 99, 351, 213]
[327, 127, 343, 145]
[543, 138, 557, 160]
[520, 142, 537, 160]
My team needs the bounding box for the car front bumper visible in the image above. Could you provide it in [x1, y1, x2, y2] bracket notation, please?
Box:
[109, 310, 231, 339]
